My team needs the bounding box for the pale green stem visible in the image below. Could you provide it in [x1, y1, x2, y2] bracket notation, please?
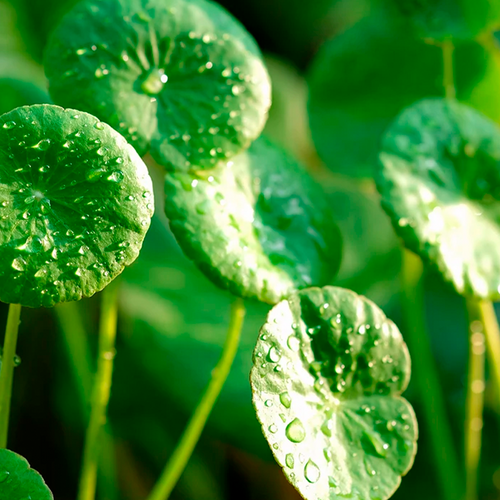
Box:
[147, 298, 246, 500]
[475, 301, 500, 409]
[55, 302, 118, 500]
[464, 299, 486, 500]
[77, 282, 119, 500]
[0, 304, 22, 449]
[401, 250, 463, 500]
[442, 39, 456, 100]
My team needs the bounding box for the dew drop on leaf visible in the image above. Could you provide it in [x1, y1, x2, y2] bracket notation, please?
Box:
[304, 460, 320, 483]
[286, 418, 306, 443]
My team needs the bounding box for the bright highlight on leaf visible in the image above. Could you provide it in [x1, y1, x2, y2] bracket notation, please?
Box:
[0, 104, 154, 308]
[251, 286, 417, 500]
[164, 137, 342, 304]
[378, 98, 500, 299]
[0, 449, 53, 500]
[44, 0, 271, 172]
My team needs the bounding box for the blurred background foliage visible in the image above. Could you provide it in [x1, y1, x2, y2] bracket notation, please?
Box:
[2, 0, 500, 498]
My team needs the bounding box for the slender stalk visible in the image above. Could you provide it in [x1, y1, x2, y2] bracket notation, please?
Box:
[0, 304, 22, 449]
[464, 299, 486, 500]
[147, 298, 246, 500]
[55, 302, 118, 500]
[475, 301, 500, 409]
[77, 282, 119, 500]
[400, 250, 462, 500]
[442, 39, 456, 100]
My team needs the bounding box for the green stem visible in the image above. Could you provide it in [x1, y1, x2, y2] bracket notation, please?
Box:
[401, 250, 463, 500]
[0, 304, 22, 449]
[475, 301, 500, 409]
[147, 298, 246, 500]
[77, 282, 119, 500]
[442, 39, 456, 100]
[55, 302, 118, 500]
[464, 299, 486, 500]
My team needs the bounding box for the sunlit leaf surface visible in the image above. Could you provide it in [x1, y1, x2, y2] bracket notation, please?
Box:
[0, 104, 154, 307]
[378, 98, 500, 299]
[164, 137, 342, 304]
[251, 286, 417, 500]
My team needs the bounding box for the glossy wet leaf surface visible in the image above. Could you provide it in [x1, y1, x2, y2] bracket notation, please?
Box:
[164, 137, 342, 304]
[393, 0, 500, 41]
[0, 104, 154, 307]
[44, 0, 271, 171]
[378, 98, 500, 299]
[0, 449, 53, 500]
[251, 286, 417, 500]
[307, 9, 500, 178]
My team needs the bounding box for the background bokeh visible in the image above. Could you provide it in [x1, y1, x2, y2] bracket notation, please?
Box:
[1, 0, 499, 498]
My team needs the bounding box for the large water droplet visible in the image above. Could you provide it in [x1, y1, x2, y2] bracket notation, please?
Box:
[141, 68, 168, 95]
[304, 460, 320, 483]
[267, 346, 281, 363]
[286, 418, 306, 443]
[285, 454, 294, 468]
[279, 392, 291, 408]
[32, 138, 51, 151]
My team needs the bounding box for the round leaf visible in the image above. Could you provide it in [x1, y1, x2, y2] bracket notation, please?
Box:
[164, 137, 342, 304]
[0, 449, 53, 500]
[0, 104, 154, 308]
[393, 0, 500, 41]
[44, 0, 271, 171]
[250, 286, 417, 500]
[378, 97, 500, 299]
[307, 9, 500, 178]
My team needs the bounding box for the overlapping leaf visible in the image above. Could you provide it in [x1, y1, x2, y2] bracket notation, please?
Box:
[307, 9, 500, 178]
[251, 286, 417, 500]
[164, 137, 342, 304]
[44, 0, 271, 171]
[378, 98, 500, 299]
[0, 104, 154, 307]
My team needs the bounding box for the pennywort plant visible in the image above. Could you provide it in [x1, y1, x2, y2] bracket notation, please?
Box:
[0, 0, 420, 499]
[0, 104, 154, 498]
[10, 0, 500, 499]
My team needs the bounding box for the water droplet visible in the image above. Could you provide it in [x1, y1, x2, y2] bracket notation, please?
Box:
[0, 470, 10, 483]
[361, 430, 388, 458]
[304, 460, 320, 483]
[2, 121, 16, 130]
[13, 355, 21, 367]
[267, 346, 281, 363]
[264, 399, 273, 407]
[32, 138, 51, 151]
[141, 69, 168, 95]
[286, 418, 305, 443]
[285, 454, 294, 468]
[287, 335, 300, 351]
[328, 476, 337, 488]
[268, 424, 278, 434]
[11, 258, 25, 271]
[279, 392, 291, 408]
[107, 171, 124, 183]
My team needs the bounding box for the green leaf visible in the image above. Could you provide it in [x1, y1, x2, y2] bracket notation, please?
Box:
[0, 449, 53, 500]
[393, 0, 500, 41]
[377, 98, 500, 299]
[44, 0, 271, 171]
[164, 137, 342, 304]
[0, 104, 154, 308]
[307, 9, 500, 178]
[250, 286, 417, 500]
